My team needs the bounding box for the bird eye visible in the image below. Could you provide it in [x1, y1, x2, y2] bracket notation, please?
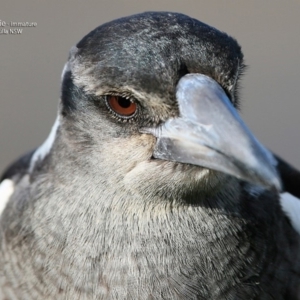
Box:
[106, 95, 137, 118]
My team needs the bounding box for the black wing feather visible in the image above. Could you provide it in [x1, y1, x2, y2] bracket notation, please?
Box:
[274, 154, 300, 198]
[0, 149, 36, 182]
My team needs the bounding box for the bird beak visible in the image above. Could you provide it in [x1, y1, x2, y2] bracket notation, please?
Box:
[141, 74, 281, 191]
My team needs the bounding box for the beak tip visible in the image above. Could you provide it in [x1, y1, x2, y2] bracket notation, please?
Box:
[257, 168, 282, 193]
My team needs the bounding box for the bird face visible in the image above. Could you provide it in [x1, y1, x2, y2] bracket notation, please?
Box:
[59, 12, 280, 199]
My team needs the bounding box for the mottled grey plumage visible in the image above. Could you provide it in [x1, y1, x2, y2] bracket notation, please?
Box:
[1, 12, 300, 300]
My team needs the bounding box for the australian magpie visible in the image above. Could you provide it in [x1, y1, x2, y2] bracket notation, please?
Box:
[1, 12, 300, 300]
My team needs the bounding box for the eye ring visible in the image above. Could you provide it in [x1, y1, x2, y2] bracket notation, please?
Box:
[105, 95, 138, 119]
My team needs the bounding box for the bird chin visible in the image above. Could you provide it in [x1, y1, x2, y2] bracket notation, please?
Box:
[148, 155, 215, 180]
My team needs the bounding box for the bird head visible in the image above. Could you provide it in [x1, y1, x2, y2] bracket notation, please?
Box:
[58, 12, 280, 200]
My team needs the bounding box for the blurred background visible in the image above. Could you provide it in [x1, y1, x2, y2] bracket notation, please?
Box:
[1, 0, 299, 173]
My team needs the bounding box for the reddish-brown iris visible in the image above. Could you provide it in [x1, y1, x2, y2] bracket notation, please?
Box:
[107, 96, 137, 117]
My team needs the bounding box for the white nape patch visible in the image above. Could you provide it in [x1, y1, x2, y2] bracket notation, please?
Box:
[0, 179, 14, 216]
[61, 62, 70, 81]
[280, 192, 300, 235]
[29, 116, 60, 172]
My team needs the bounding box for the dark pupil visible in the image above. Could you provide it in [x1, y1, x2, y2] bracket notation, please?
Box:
[118, 97, 131, 108]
